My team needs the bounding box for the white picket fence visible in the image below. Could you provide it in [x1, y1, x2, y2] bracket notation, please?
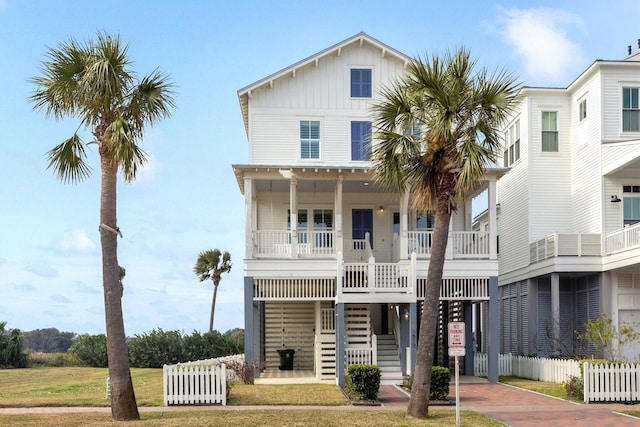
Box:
[583, 362, 640, 403]
[163, 354, 245, 405]
[474, 353, 580, 383]
[474, 353, 640, 403]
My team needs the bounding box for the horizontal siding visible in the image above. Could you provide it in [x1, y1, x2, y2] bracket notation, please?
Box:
[601, 66, 640, 141]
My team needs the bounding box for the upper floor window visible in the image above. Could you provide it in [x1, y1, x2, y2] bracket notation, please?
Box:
[622, 87, 639, 132]
[579, 99, 587, 121]
[623, 185, 640, 226]
[351, 69, 372, 98]
[300, 120, 320, 159]
[416, 211, 436, 230]
[541, 111, 558, 152]
[503, 119, 520, 167]
[351, 121, 371, 161]
[403, 122, 422, 141]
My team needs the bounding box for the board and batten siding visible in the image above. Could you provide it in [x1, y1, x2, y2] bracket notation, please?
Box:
[247, 43, 407, 165]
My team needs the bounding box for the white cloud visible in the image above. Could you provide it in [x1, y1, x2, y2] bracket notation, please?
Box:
[25, 263, 59, 278]
[57, 229, 98, 254]
[497, 6, 586, 85]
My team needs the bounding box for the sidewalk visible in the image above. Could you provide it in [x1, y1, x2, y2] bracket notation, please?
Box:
[378, 377, 640, 426]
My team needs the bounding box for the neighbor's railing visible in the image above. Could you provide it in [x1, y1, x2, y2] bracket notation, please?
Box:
[605, 223, 640, 254]
[529, 232, 601, 263]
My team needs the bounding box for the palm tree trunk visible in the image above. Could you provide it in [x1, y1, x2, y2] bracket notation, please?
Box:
[407, 194, 452, 419]
[99, 153, 139, 421]
[209, 282, 219, 334]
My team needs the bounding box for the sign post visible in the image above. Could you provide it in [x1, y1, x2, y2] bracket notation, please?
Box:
[448, 322, 466, 427]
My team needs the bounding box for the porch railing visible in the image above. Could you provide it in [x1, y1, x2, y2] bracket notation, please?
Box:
[605, 223, 640, 254]
[253, 230, 336, 257]
[529, 232, 601, 263]
[408, 231, 490, 259]
[341, 255, 415, 294]
[345, 334, 377, 366]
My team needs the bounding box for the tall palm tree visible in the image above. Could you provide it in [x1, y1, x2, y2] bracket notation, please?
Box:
[194, 249, 232, 334]
[29, 32, 175, 421]
[371, 47, 518, 419]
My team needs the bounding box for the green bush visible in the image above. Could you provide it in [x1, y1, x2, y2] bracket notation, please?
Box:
[68, 334, 108, 367]
[28, 351, 80, 367]
[128, 329, 184, 368]
[403, 366, 451, 400]
[0, 322, 28, 368]
[429, 366, 451, 400]
[346, 364, 381, 400]
[564, 374, 583, 400]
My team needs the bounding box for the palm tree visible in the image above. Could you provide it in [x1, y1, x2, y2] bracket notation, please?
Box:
[29, 32, 175, 421]
[371, 47, 518, 419]
[194, 249, 232, 334]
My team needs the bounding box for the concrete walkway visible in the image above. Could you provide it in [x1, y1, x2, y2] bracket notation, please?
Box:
[377, 377, 640, 426]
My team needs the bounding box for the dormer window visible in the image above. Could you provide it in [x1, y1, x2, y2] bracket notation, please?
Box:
[351, 69, 372, 98]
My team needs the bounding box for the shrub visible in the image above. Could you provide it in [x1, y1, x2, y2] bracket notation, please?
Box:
[346, 364, 381, 400]
[0, 322, 28, 368]
[564, 374, 583, 400]
[28, 351, 80, 367]
[403, 366, 452, 400]
[128, 329, 184, 368]
[68, 334, 108, 367]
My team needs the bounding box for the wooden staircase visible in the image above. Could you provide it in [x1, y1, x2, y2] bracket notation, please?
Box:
[376, 333, 403, 385]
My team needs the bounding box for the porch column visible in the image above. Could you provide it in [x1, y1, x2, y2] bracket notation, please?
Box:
[551, 273, 560, 354]
[488, 178, 498, 260]
[335, 175, 343, 256]
[336, 303, 345, 386]
[244, 177, 254, 258]
[244, 277, 257, 364]
[289, 176, 298, 258]
[410, 302, 417, 375]
[487, 276, 499, 383]
[400, 191, 410, 260]
[464, 301, 474, 375]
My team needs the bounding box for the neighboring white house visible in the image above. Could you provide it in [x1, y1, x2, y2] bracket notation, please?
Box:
[495, 46, 640, 360]
[233, 33, 503, 385]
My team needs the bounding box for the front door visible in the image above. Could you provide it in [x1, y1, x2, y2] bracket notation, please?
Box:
[352, 209, 373, 249]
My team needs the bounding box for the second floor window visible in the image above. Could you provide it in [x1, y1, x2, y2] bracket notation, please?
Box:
[623, 87, 639, 132]
[503, 119, 520, 166]
[541, 111, 558, 152]
[351, 121, 371, 161]
[300, 120, 320, 159]
[623, 185, 640, 226]
[579, 99, 587, 121]
[351, 68, 372, 98]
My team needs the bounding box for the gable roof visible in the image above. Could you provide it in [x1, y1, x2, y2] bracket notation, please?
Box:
[237, 32, 411, 134]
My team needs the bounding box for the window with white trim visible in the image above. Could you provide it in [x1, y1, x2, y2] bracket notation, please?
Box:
[623, 87, 639, 132]
[351, 68, 372, 98]
[351, 121, 371, 161]
[300, 120, 320, 159]
[503, 119, 520, 166]
[541, 111, 558, 152]
[579, 99, 587, 121]
[623, 185, 640, 226]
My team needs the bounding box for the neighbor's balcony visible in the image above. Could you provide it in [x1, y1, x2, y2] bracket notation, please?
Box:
[605, 223, 640, 254]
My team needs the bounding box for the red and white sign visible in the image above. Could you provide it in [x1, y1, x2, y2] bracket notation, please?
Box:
[448, 322, 465, 347]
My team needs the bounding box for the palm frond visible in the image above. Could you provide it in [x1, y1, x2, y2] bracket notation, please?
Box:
[45, 134, 92, 183]
[105, 117, 148, 182]
[127, 69, 176, 130]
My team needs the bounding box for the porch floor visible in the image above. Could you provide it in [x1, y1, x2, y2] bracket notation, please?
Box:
[255, 369, 334, 384]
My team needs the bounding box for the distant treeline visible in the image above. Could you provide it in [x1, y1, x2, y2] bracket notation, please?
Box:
[1, 322, 244, 369]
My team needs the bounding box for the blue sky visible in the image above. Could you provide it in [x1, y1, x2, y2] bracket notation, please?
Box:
[1, 0, 638, 336]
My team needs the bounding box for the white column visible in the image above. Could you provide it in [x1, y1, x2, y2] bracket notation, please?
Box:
[400, 191, 409, 260]
[290, 176, 298, 258]
[244, 177, 254, 258]
[488, 178, 498, 260]
[335, 175, 343, 257]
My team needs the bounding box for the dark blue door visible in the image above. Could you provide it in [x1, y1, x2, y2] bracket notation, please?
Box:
[352, 209, 373, 248]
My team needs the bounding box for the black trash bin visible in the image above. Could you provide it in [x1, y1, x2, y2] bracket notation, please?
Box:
[277, 349, 295, 370]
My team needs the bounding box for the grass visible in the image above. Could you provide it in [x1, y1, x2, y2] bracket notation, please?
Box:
[498, 376, 571, 400]
[0, 366, 507, 426]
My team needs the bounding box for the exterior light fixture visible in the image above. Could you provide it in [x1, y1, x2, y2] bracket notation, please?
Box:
[611, 195, 621, 203]
[379, 206, 384, 213]
[403, 309, 409, 320]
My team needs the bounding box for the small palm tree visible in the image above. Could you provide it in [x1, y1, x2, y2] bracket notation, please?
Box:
[29, 31, 174, 421]
[371, 47, 518, 419]
[194, 249, 232, 334]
